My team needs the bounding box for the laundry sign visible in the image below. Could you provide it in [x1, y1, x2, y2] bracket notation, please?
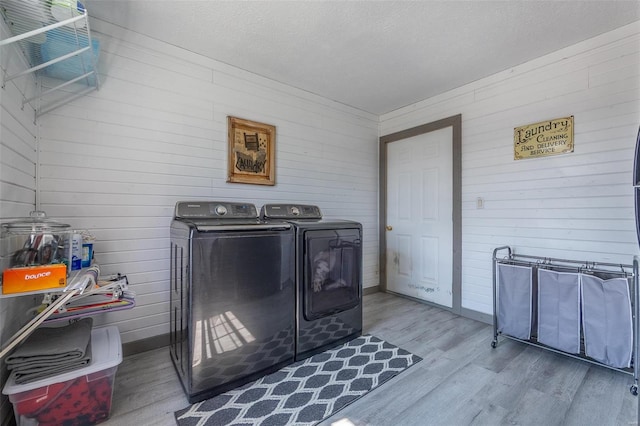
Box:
[513, 116, 574, 160]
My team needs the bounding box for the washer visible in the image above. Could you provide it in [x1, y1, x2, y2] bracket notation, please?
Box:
[261, 204, 363, 361]
[170, 201, 295, 403]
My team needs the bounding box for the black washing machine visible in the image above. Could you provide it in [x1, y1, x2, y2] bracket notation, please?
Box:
[261, 204, 363, 360]
[170, 201, 295, 403]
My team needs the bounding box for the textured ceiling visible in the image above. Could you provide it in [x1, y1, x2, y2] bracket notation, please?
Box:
[86, 1, 640, 115]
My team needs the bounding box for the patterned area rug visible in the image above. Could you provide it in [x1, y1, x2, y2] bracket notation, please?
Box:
[175, 335, 421, 426]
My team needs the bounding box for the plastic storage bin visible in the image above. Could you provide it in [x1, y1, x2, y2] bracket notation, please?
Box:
[40, 28, 99, 84]
[3, 326, 122, 426]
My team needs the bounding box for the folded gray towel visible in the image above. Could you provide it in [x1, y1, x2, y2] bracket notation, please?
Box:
[10, 337, 93, 373]
[6, 317, 93, 383]
[13, 338, 92, 384]
[6, 317, 92, 367]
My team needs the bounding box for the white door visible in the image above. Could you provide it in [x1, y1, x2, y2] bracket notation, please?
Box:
[386, 127, 453, 307]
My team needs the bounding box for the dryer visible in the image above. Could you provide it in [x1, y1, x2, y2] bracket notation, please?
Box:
[170, 201, 295, 403]
[261, 204, 363, 360]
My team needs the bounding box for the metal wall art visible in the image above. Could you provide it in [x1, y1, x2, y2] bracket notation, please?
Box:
[514, 116, 574, 160]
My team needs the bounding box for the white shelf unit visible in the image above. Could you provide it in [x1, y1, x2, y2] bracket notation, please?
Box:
[0, 267, 134, 359]
[0, 0, 100, 118]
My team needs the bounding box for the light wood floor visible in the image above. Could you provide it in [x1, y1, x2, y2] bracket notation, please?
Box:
[102, 292, 639, 426]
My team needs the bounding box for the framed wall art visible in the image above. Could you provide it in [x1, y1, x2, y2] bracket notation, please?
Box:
[227, 116, 276, 185]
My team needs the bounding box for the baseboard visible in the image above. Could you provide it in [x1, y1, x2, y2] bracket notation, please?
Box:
[363, 285, 379, 296]
[460, 307, 492, 325]
[383, 290, 492, 325]
[122, 332, 170, 357]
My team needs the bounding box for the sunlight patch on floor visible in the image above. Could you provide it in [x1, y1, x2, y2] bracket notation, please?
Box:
[331, 418, 356, 426]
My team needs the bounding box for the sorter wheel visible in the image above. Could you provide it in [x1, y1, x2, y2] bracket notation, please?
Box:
[630, 384, 638, 396]
[491, 340, 497, 349]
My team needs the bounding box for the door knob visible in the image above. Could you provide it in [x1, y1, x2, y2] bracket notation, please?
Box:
[386, 225, 393, 231]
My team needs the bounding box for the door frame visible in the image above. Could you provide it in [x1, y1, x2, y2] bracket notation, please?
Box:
[379, 114, 462, 314]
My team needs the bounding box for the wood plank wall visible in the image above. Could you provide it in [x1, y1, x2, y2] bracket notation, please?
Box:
[34, 19, 380, 345]
[2, 14, 639, 422]
[380, 21, 640, 315]
[0, 19, 38, 426]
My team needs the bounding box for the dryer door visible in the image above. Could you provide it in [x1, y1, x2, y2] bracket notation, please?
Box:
[303, 228, 362, 321]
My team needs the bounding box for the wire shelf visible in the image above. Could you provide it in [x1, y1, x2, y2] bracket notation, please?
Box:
[0, 0, 100, 118]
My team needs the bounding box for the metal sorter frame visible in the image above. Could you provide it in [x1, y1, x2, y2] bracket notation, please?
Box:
[492, 246, 640, 396]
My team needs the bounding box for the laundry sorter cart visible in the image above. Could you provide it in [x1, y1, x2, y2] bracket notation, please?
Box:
[492, 246, 640, 395]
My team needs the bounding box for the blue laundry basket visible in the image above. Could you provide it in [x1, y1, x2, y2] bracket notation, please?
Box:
[40, 28, 99, 85]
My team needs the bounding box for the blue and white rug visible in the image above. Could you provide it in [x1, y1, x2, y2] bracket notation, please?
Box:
[175, 335, 421, 426]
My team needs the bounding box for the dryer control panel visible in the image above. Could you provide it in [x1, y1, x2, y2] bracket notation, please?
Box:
[174, 201, 258, 219]
[261, 204, 322, 220]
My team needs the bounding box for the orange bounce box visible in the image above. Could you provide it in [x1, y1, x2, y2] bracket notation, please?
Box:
[2, 264, 67, 294]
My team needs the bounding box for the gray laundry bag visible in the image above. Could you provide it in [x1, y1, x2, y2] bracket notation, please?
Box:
[537, 268, 581, 354]
[497, 263, 534, 340]
[581, 274, 632, 368]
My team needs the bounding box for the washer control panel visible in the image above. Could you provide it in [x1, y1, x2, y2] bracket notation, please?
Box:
[174, 201, 258, 219]
[260, 204, 322, 220]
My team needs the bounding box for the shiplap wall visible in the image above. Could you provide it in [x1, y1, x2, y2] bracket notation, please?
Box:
[380, 21, 640, 315]
[35, 19, 379, 344]
[0, 19, 38, 426]
[3, 13, 638, 359]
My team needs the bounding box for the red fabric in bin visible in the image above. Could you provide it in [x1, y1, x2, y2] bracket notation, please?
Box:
[36, 377, 92, 423]
[16, 374, 113, 426]
[15, 380, 73, 417]
[92, 376, 113, 413]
